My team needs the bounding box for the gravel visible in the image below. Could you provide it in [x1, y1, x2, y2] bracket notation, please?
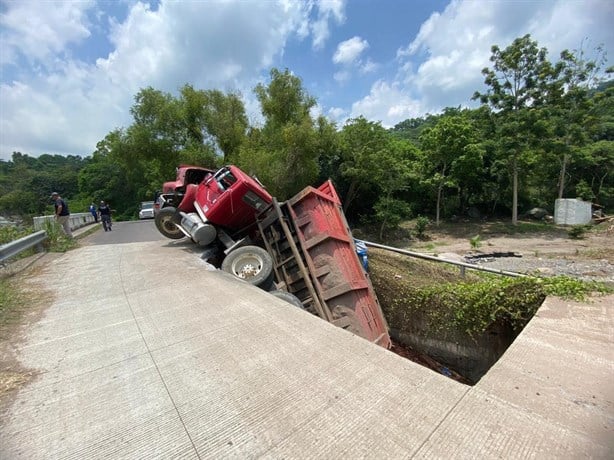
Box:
[466, 255, 614, 284]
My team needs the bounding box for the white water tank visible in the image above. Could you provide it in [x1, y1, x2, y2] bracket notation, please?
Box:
[554, 198, 592, 225]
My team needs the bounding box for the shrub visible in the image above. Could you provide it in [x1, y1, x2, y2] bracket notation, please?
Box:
[414, 216, 429, 239]
[567, 225, 590, 239]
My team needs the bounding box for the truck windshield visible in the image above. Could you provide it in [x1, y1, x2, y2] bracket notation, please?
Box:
[216, 170, 237, 190]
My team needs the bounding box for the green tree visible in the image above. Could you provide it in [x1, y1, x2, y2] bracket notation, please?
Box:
[78, 131, 135, 217]
[473, 35, 555, 224]
[238, 68, 320, 198]
[337, 116, 391, 214]
[200, 89, 248, 163]
[546, 44, 608, 199]
[419, 111, 484, 225]
[372, 138, 416, 238]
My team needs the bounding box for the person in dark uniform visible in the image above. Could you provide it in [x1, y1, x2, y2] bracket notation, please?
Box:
[98, 200, 112, 231]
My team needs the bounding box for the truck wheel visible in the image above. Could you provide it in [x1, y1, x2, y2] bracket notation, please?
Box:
[155, 207, 184, 239]
[270, 290, 304, 309]
[222, 245, 274, 289]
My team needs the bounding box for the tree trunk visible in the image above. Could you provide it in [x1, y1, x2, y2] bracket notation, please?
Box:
[378, 220, 386, 240]
[343, 180, 357, 213]
[512, 156, 518, 225]
[558, 153, 569, 199]
[436, 185, 442, 226]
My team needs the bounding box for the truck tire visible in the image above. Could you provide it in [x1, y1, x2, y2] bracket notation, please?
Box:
[222, 245, 274, 289]
[270, 290, 304, 309]
[155, 207, 184, 239]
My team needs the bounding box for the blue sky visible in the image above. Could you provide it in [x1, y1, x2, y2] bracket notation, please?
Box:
[1, 0, 612, 161]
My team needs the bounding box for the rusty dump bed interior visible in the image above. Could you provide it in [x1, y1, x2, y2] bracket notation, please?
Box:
[257, 181, 391, 348]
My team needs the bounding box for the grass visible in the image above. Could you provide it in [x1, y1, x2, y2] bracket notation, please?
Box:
[42, 221, 78, 252]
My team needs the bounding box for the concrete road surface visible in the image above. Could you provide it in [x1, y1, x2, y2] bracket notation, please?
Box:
[1, 233, 612, 458]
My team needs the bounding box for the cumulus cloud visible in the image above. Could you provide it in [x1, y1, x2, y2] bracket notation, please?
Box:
[333, 36, 369, 65]
[351, 0, 613, 124]
[327, 106, 347, 122]
[1, 0, 612, 160]
[332, 35, 377, 84]
[350, 80, 424, 127]
[311, 0, 346, 50]
[0, 0, 93, 66]
[0, 0, 339, 160]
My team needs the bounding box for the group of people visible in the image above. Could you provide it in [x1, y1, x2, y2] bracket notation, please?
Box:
[50, 192, 113, 237]
[89, 201, 112, 231]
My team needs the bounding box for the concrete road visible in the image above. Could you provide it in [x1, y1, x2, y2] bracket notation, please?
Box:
[86, 218, 164, 245]
[0, 231, 612, 458]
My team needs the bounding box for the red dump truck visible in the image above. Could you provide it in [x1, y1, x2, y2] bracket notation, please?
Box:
[155, 165, 391, 348]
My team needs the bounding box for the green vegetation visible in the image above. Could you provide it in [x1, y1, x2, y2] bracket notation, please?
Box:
[1, 34, 612, 236]
[370, 249, 611, 340]
[0, 222, 77, 270]
[41, 221, 78, 252]
[0, 225, 36, 260]
[469, 235, 482, 249]
[0, 225, 32, 245]
[487, 221, 561, 235]
[414, 216, 430, 239]
[539, 275, 612, 299]
[567, 224, 591, 239]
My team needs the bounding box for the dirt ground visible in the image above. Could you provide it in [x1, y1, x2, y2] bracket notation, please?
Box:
[398, 219, 614, 284]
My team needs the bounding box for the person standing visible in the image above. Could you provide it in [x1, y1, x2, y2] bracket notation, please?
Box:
[50, 192, 73, 237]
[98, 200, 112, 231]
[89, 203, 98, 223]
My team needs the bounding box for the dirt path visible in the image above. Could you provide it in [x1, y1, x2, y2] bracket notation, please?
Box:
[404, 221, 614, 283]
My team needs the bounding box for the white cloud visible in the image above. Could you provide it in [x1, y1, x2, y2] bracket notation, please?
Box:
[0, 0, 93, 67]
[0, 0, 339, 160]
[327, 106, 346, 120]
[360, 58, 378, 74]
[353, 0, 614, 124]
[333, 36, 368, 65]
[350, 80, 424, 127]
[1, 0, 612, 160]
[311, 0, 346, 50]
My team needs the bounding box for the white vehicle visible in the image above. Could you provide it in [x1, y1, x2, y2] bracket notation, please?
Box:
[139, 201, 155, 219]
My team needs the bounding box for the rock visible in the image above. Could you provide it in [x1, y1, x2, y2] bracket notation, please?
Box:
[527, 208, 549, 220]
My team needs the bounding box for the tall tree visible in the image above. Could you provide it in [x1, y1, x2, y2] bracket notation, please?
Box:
[337, 117, 391, 214]
[547, 44, 608, 198]
[419, 111, 484, 225]
[239, 68, 320, 198]
[473, 35, 554, 224]
[371, 138, 417, 238]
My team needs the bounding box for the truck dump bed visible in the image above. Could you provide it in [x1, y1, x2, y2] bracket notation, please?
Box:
[257, 181, 391, 348]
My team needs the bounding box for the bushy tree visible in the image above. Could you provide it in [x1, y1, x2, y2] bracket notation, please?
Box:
[473, 35, 555, 224]
[238, 68, 321, 198]
[419, 110, 484, 225]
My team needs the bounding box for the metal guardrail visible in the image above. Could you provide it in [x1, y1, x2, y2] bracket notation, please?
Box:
[33, 212, 95, 231]
[363, 240, 526, 278]
[0, 230, 47, 263]
[2, 213, 96, 264]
